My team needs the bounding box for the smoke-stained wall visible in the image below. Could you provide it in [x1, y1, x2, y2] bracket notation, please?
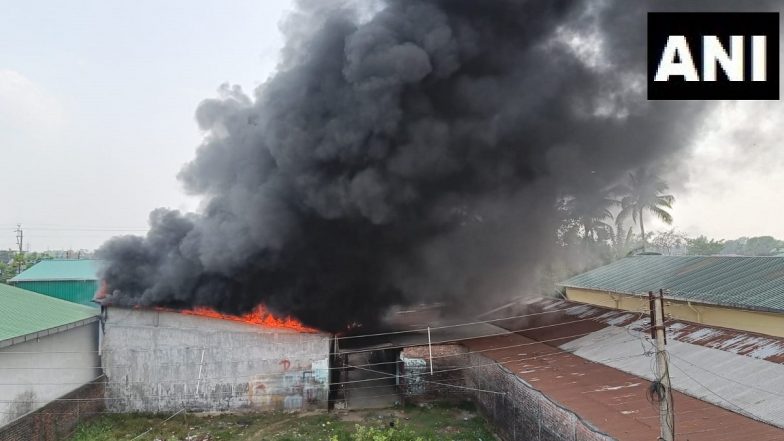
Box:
[98, 0, 770, 331]
[101, 308, 331, 412]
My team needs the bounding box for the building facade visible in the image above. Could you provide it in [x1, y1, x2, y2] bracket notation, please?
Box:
[100, 306, 332, 413]
[559, 255, 784, 337]
[8, 260, 101, 306]
[0, 284, 100, 428]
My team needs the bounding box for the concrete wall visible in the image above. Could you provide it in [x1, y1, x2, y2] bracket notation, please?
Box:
[565, 287, 784, 338]
[0, 323, 101, 428]
[101, 307, 331, 413]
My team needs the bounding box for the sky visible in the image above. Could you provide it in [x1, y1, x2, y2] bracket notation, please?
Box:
[1, 0, 782, 251]
[0, 0, 293, 251]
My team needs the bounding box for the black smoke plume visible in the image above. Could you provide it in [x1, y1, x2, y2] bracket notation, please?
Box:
[99, 0, 723, 331]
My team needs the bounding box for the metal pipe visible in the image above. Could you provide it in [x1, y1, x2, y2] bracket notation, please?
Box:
[608, 291, 621, 310]
[687, 301, 702, 323]
[427, 326, 433, 375]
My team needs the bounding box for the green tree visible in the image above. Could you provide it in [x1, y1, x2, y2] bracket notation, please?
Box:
[0, 262, 14, 283]
[0, 251, 49, 282]
[743, 236, 783, 256]
[687, 235, 725, 255]
[721, 237, 748, 255]
[616, 169, 675, 251]
[560, 191, 619, 244]
[611, 221, 640, 258]
[650, 229, 688, 255]
[721, 236, 784, 255]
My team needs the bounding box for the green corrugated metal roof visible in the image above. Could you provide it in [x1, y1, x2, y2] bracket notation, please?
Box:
[8, 259, 101, 282]
[559, 255, 784, 313]
[12, 280, 99, 306]
[0, 283, 98, 343]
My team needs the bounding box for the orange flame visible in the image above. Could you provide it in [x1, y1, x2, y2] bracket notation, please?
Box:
[97, 281, 315, 332]
[178, 305, 317, 333]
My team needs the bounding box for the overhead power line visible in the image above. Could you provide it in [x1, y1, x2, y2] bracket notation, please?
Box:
[335, 305, 588, 340]
[0, 316, 623, 370]
[0, 348, 647, 405]
[2, 224, 148, 231]
[0, 330, 648, 390]
[1, 304, 653, 356]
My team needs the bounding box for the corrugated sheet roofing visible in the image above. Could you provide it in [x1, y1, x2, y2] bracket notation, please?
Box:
[0, 282, 98, 343]
[515, 297, 784, 364]
[464, 332, 784, 439]
[562, 327, 784, 430]
[482, 297, 784, 436]
[8, 259, 101, 282]
[559, 255, 784, 313]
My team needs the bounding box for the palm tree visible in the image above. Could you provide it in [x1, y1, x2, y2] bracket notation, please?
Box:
[611, 221, 638, 258]
[616, 169, 674, 251]
[562, 190, 619, 244]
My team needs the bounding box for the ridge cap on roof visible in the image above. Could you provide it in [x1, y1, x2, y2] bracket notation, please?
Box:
[0, 283, 99, 344]
[557, 255, 784, 313]
[625, 254, 784, 258]
[8, 259, 102, 282]
[0, 282, 99, 310]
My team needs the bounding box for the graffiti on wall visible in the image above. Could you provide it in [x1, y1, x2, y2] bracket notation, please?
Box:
[399, 356, 428, 395]
[248, 357, 329, 410]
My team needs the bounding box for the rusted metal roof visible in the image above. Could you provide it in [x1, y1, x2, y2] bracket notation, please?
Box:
[510, 297, 784, 364]
[462, 332, 784, 440]
[562, 326, 784, 429]
[477, 297, 784, 435]
[559, 255, 784, 313]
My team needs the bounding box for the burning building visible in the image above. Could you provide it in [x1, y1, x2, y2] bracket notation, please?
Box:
[96, 0, 721, 333]
[89, 0, 782, 424]
[99, 304, 332, 413]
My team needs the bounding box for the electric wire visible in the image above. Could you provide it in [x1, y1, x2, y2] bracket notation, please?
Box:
[335, 305, 585, 340]
[129, 409, 185, 441]
[667, 352, 784, 400]
[667, 356, 784, 424]
[0, 316, 604, 370]
[1, 301, 651, 358]
[0, 329, 650, 401]
[0, 303, 660, 411]
[0, 349, 651, 409]
[0, 304, 592, 355]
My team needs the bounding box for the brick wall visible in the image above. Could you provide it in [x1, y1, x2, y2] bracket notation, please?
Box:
[464, 353, 614, 441]
[0, 377, 105, 441]
[399, 345, 470, 403]
[399, 345, 614, 441]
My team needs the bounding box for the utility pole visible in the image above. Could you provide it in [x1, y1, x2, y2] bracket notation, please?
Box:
[14, 224, 23, 274]
[649, 290, 674, 441]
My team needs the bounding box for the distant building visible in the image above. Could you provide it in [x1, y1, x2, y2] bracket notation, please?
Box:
[8, 259, 101, 306]
[559, 255, 784, 337]
[0, 283, 100, 428]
